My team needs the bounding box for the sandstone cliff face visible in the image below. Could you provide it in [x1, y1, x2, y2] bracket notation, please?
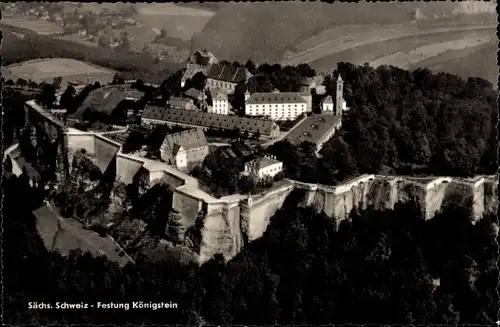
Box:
[190, 175, 498, 264]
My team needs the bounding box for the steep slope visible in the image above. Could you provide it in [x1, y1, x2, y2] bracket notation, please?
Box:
[191, 1, 495, 63]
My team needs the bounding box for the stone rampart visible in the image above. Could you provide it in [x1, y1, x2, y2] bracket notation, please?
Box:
[24, 103, 499, 264]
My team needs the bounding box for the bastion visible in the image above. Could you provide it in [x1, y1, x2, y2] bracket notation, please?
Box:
[24, 100, 499, 264]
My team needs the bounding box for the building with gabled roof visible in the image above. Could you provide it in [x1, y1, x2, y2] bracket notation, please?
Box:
[160, 128, 209, 171]
[142, 106, 280, 138]
[186, 49, 218, 68]
[243, 155, 283, 180]
[181, 49, 218, 88]
[245, 91, 309, 121]
[208, 88, 230, 115]
[206, 63, 252, 94]
[168, 97, 195, 110]
[70, 85, 143, 123]
[184, 88, 207, 102]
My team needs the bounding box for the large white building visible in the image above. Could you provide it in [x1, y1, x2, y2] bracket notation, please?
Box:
[245, 91, 310, 121]
[243, 156, 283, 179]
[321, 75, 348, 115]
[208, 89, 230, 115]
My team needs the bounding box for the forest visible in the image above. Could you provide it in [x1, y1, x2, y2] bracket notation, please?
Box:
[3, 171, 498, 325]
[268, 63, 497, 185]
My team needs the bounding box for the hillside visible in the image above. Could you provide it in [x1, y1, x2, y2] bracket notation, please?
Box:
[1, 25, 182, 83]
[192, 1, 495, 63]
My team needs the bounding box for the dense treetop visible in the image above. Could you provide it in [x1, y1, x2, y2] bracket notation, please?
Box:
[3, 173, 498, 325]
[269, 63, 497, 184]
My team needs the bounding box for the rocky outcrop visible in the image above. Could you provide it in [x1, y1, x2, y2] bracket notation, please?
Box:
[189, 174, 498, 264]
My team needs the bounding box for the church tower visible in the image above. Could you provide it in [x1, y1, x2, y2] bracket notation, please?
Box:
[335, 74, 344, 116]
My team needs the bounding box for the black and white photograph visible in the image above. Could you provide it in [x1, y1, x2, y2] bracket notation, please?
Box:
[2, 1, 498, 325]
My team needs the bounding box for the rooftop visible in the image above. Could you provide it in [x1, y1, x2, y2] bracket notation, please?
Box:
[184, 88, 206, 101]
[246, 92, 308, 105]
[168, 97, 192, 109]
[71, 85, 143, 119]
[284, 114, 341, 147]
[207, 63, 251, 84]
[246, 157, 281, 170]
[142, 105, 279, 136]
[161, 128, 208, 152]
[211, 88, 229, 101]
[321, 95, 333, 104]
[187, 49, 218, 66]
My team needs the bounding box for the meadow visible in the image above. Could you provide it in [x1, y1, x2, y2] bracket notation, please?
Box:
[369, 32, 492, 69]
[134, 4, 215, 41]
[4, 58, 117, 85]
[1, 16, 63, 35]
[283, 24, 495, 66]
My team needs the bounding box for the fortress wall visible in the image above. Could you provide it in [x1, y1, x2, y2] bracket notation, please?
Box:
[152, 170, 186, 189]
[25, 101, 65, 142]
[483, 176, 498, 214]
[116, 153, 145, 185]
[94, 134, 121, 174]
[66, 133, 96, 154]
[173, 190, 204, 227]
[199, 201, 243, 264]
[246, 182, 296, 241]
[425, 178, 454, 220]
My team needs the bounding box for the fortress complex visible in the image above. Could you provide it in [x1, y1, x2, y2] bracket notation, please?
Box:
[24, 99, 499, 264]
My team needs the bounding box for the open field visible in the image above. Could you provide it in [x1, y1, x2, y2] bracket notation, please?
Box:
[136, 3, 215, 16]
[54, 34, 99, 48]
[369, 32, 493, 69]
[192, 2, 495, 63]
[0, 16, 63, 35]
[59, 2, 133, 14]
[1, 24, 181, 83]
[415, 41, 498, 86]
[134, 5, 215, 41]
[289, 13, 496, 56]
[306, 29, 494, 70]
[283, 24, 495, 66]
[3, 58, 116, 85]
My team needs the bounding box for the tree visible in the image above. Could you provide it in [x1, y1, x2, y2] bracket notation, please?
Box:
[36, 83, 57, 108]
[244, 59, 256, 72]
[113, 73, 125, 85]
[52, 76, 63, 89]
[6, 79, 14, 86]
[122, 130, 145, 154]
[191, 72, 207, 91]
[16, 78, 28, 88]
[60, 85, 76, 111]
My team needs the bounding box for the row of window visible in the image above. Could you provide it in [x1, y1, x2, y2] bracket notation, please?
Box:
[247, 104, 304, 108]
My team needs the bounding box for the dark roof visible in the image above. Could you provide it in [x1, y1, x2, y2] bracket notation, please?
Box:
[321, 95, 333, 104]
[168, 97, 192, 109]
[161, 128, 208, 152]
[246, 92, 307, 105]
[187, 49, 217, 66]
[71, 86, 141, 119]
[142, 105, 278, 136]
[207, 64, 251, 84]
[285, 114, 341, 147]
[184, 88, 206, 101]
[246, 157, 281, 170]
